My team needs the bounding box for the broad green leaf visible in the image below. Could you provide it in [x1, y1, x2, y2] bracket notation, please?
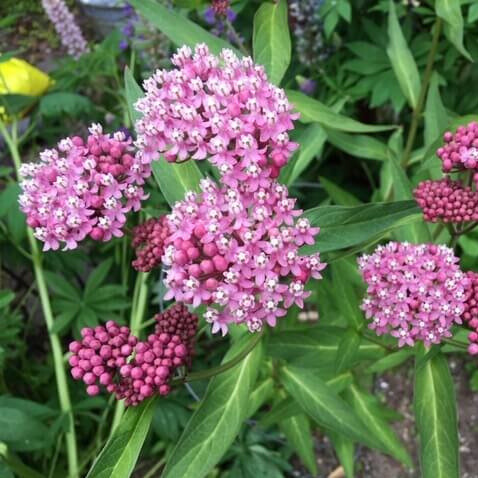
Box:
[414, 351, 459, 478]
[280, 413, 317, 476]
[124, 67, 143, 124]
[162, 336, 263, 478]
[331, 260, 363, 330]
[128, 0, 240, 56]
[325, 129, 389, 161]
[329, 432, 354, 478]
[246, 378, 274, 418]
[280, 124, 326, 185]
[368, 348, 414, 374]
[287, 90, 395, 133]
[280, 365, 384, 450]
[303, 200, 421, 254]
[151, 160, 203, 207]
[436, 0, 472, 61]
[335, 329, 361, 373]
[253, 0, 290, 85]
[386, 1, 420, 108]
[320, 177, 362, 206]
[345, 384, 412, 466]
[424, 73, 448, 147]
[86, 398, 156, 478]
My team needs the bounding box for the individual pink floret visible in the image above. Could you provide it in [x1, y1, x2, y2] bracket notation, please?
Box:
[18, 124, 150, 251]
[134, 44, 299, 186]
[358, 242, 469, 347]
[162, 177, 326, 335]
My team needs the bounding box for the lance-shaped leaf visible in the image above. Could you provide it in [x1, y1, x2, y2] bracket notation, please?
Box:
[162, 337, 263, 478]
[86, 398, 156, 478]
[414, 351, 459, 478]
[386, 0, 420, 108]
[124, 67, 143, 124]
[325, 129, 389, 161]
[128, 0, 240, 56]
[424, 73, 448, 147]
[253, 0, 290, 85]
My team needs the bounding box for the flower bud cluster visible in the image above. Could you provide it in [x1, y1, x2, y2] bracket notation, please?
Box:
[463, 271, 478, 355]
[18, 124, 150, 251]
[132, 217, 170, 272]
[358, 242, 468, 347]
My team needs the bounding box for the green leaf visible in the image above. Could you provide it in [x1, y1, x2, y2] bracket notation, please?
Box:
[0, 290, 14, 309]
[331, 260, 363, 330]
[0, 184, 20, 218]
[303, 200, 421, 254]
[246, 378, 274, 418]
[151, 160, 203, 207]
[84, 259, 114, 298]
[414, 351, 459, 478]
[280, 124, 326, 185]
[469, 3, 478, 23]
[86, 398, 156, 478]
[325, 129, 389, 161]
[287, 90, 396, 133]
[320, 177, 362, 206]
[39, 92, 92, 118]
[335, 329, 361, 373]
[253, 0, 290, 85]
[329, 432, 354, 478]
[424, 73, 448, 147]
[43, 271, 80, 300]
[386, 0, 420, 108]
[162, 336, 263, 478]
[345, 384, 412, 466]
[280, 365, 384, 450]
[128, 0, 240, 56]
[280, 413, 317, 476]
[368, 348, 414, 374]
[0, 94, 37, 116]
[124, 67, 143, 124]
[436, 0, 472, 61]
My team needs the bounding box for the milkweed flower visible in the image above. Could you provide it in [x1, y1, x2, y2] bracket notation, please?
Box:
[437, 122, 478, 183]
[358, 242, 469, 347]
[69, 307, 198, 406]
[162, 178, 326, 335]
[41, 0, 89, 59]
[18, 124, 150, 251]
[414, 178, 478, 223]
[134, 44, 299, 186]
[463, 271, 478, 356]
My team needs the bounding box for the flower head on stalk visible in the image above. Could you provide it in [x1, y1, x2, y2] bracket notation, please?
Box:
[134, 44, 298, 186]
[162, 178, 326, 335]
[18, 124, 150, 251]
[358, 242, 469, 347]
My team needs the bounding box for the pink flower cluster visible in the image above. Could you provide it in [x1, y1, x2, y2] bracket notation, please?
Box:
[438, 122, 478, 184]
[132, 217, 170, 272]
[41, 0, 89, 59]
[358, 242, 468, 347]
[162, 177, 326, 334]
[134, 44, 298, 187]
[69, 306, 198, 406]
[414, 178, 478, 223]
[463, 272, 478, 355]
[18, 124, 150, 251]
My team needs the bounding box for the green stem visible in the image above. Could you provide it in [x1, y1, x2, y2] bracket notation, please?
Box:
[109, 271, 149, 434]
[172, 330, 264, 386]
[1, 120, 79, 477]
[401, 18, 442, 167]
[443, 338, 469, 350]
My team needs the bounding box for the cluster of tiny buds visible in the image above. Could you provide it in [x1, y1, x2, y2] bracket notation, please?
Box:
[211, 0, 230, 15]
[463, 272, 478, 355]
[414, 178, 478, 223]
[438, 122, 478, 185]
[69, 306, 198, 406]
[132, 216, 170, 272]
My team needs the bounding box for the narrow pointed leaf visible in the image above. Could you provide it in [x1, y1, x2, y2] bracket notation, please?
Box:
[124, 67, 143, 124]
[424, 73, 448, 147]
[320, 177, 362, 206]
[325, 129, 389, 161]
[253, 0, 290, 85]
[329, 432, 355, 478]
[162, 337, 263, 478]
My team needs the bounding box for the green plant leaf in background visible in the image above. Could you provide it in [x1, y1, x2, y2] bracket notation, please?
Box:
[424, 73, 448, 147]
[287, 90, 396, 133]
[325, 129, 389, 161]
[124, 67, 143, 124]
[253, 0, 291, 85]
[386, 0, 420, 108]
[335, 329, 361, 373]
[86, 398, 156, 478]
[128, 0, 240, 56]
[435, 0, 472, 61]
[161, 336, 263, 478]
[320, 176, 362, 207]
[303, 200, 421, 254]
[414, 351, 459, 478]
[329, 432, 354, 478]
